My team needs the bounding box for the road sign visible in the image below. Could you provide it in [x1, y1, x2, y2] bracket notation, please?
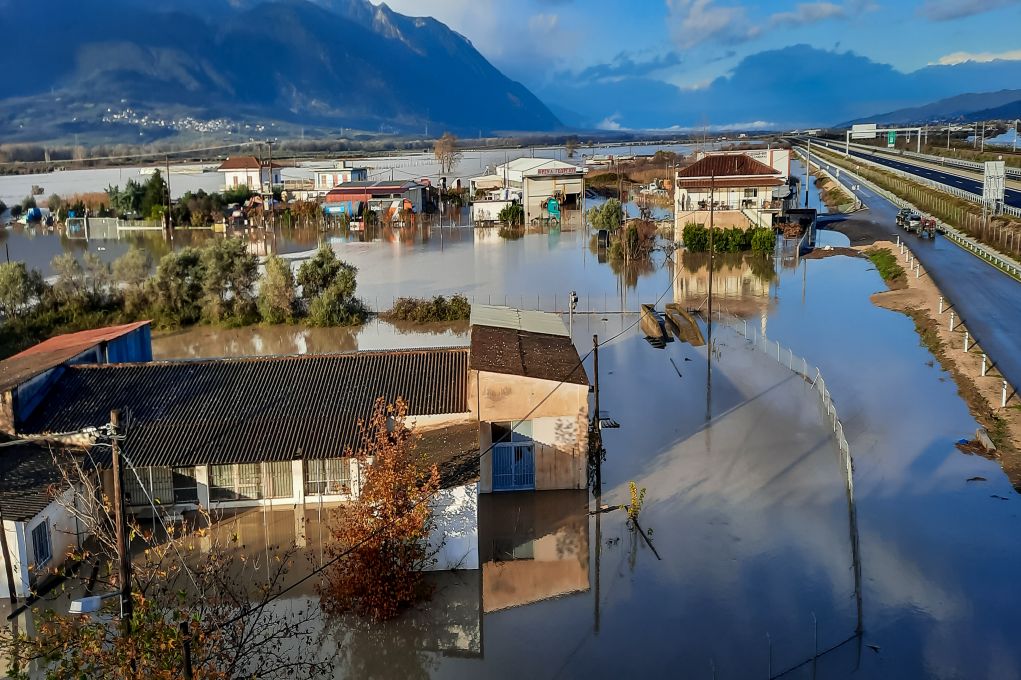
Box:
[851, 123, 877, 140]
[887, 131, 896, 148]
[984, 161, 1006, 209]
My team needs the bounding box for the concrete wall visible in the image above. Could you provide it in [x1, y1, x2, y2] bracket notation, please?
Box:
[426, 483, 479, 571]
[470, 370, 589, 493]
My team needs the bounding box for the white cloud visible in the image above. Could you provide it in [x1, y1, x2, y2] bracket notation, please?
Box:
[596, 114, 627, 131]
[769, 2, 845, 26]
[933, 49, 1021, 65]
[666, 0, 758, 49]
[681, 78, 714, 91]
[528, 12, 559, 33]
[919, 0, 1019, 21]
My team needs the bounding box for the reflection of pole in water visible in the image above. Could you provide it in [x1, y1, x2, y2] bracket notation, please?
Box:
[706, 173, 715, 421]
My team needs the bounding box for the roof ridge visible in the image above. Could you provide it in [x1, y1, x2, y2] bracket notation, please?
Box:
[64, 345, 470, 370]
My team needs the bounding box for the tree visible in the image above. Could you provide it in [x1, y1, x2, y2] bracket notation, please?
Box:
[149, 247, 205, 326]
[0, 442, 328, 679]
[296, 245, 343, 299]
[433, 132, 462, 174]
[141, 170, 168, 220]
[587, 199, 625, 232]
[307, 282, 368, 327]
[82, 252, 111, 299]
[200, 238, 259, 324]
[0, 199, 6, 216]
[565, 136, 579, 159]
[0, 262, 44, 319]
[258, 255, 297, 323]
[20, 195, 37, 212]
[113, 246, 152, 316]
[47, 193, 63, 213]
[318, 399, 440, 621]
[50, 253, 87, 306]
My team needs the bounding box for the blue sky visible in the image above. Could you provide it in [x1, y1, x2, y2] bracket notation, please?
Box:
[383, 0, 1021, 127]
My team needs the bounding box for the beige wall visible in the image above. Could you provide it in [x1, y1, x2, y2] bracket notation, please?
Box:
[470, 370, 589, 493]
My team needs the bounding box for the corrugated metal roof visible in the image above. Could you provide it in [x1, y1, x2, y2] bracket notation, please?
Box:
[470, 305, 569, 337]
[21, 349, 469, 468]
[469, 325, 588, 386]
[0, 443, 93, 522]
[0, 321, 151, 393]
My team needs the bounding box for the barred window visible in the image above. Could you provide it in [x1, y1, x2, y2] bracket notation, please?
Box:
[304, 459, 351, 496]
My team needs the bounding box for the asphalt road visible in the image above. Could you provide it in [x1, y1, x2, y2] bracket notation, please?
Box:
[823, 168, 1021, 392]
[810, 139, 1021, 210]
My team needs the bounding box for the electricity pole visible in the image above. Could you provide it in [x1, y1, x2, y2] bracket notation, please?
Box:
[804, 138, 811, 207]
[110, 410, 132, 635]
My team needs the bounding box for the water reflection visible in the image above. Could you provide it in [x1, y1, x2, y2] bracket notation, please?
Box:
[152, 319, 469, 359]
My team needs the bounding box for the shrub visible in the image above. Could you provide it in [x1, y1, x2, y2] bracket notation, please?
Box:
[750, 228, 776, 254]
[148, 247, 205, 327]
[200, 238, 259, 324]
[385, 295, 471, 323]
[498, 203, 524, 226]
[0, 262, 45, 319]
[258, 255, 297, 324]
[308, 284, 368, 327]
[587, 199, 624, 232]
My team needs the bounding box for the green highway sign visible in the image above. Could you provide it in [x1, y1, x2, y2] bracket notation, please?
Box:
[887, 131, 896, 148]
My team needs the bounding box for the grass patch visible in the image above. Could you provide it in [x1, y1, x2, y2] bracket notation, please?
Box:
[383, 295, 471, 323]
[865, 248, 905, 284]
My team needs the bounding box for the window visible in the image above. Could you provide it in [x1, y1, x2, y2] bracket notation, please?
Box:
[123, 467, 172, 506]
[209, 462, 290, 502]
[304, 459, 351, 496]
[32, 521, 52, 567]
[491, 420, 532, 445]
[172, 467, 199, 504]
[743, 188, 758, 198]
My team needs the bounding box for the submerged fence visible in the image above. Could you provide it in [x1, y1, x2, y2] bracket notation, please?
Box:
[711, 308, 865, 677]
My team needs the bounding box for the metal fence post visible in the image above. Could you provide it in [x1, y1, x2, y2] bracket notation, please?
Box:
[777, 340, 781, 362]
[964, 331, 969, 352]
[939, 296, 944, 314]
[1003, 380, 1009, 408]
[949, 311, 955, 331]
[982, 353, 988, 376]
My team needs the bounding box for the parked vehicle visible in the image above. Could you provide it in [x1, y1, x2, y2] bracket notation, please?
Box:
[906, 213, 922, 233]
[896, 208, 912, 228]
[919, 216, 938, 240]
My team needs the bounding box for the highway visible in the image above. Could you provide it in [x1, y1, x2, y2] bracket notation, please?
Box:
[820, 162, 1021, 392]
[809, 139, 1021, 210]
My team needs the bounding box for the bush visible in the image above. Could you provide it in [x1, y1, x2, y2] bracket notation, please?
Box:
[587, 199, 624, 232]
[750, 228, 776, 254]
[0, 262, 44, 319]
[149, 247, 205, 327]
[498, 203, 524, 226]
[308, 284, 368, 327]
[200, 238, 259, 324]
[258, 255, 296, 324]
[297, 245, 344, 299]
[385, 295, 471, 323]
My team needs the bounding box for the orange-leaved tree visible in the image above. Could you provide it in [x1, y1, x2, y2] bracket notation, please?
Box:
[318, 398, 440, 621]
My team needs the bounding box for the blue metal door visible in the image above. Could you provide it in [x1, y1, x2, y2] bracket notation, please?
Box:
[493, 443, 535, 491]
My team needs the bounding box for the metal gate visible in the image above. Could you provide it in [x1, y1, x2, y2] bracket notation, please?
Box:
[492, 442, 535, 491]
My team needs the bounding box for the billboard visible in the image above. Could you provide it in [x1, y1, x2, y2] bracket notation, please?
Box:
[851, 123, 877, 140]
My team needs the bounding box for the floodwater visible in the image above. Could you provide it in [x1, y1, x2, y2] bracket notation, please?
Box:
[16, 156, 1021, 677]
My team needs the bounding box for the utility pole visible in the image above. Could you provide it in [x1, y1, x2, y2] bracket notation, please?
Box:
[1015, 119, 1019, 153]
[592, 335, 600, 429]
[267, 140, 274, 230]
[804, 138, 811, 207]
[947, 124, 952, 150]
[165, 155, 172, 232]
[706, 174, 715, 421]
[981, 122, 986, 152]
[110, 410, 132, 635]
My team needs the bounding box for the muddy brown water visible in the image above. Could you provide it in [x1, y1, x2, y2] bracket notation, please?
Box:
[18, 161, 1021, 677]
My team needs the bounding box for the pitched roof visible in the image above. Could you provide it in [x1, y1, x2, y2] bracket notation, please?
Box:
[416, 422, 481, 489]
[470, 305, 569, 338]
[21, 349, 470, 468]
[469, 325, 588, 386]
[678, 153, 780, 179]
[0, 321, 151, 393]
[0, 441, 94, 522]
[217, 156, 281, 171]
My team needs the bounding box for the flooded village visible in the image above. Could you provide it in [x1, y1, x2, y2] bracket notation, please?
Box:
[1, 137, 1021, 680]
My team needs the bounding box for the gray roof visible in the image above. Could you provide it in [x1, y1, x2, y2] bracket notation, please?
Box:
[21, 349, 470, 468]
[0, 443, 90, 522]
[469, 325, 588, 386]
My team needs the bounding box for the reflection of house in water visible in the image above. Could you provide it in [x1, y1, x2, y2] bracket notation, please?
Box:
[672, 251, 775, 313]
[478, 490, 590, 613]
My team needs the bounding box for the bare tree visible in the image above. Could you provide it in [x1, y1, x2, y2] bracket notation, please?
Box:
[0, 436, 328, 679]
[433, 133, 462, 175]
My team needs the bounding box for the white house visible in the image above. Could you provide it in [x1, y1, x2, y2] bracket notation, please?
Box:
[312, 162, 369, 193]
[674, 152, 786, 232]
[472, 159, 586, 224]
[216, 156, 282, 192]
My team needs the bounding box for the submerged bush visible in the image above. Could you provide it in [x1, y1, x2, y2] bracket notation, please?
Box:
[683, 224, 775, 254]
[385, 295, 471, 323]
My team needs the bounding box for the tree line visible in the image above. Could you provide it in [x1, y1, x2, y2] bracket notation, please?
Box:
[0, 242, 367, 358]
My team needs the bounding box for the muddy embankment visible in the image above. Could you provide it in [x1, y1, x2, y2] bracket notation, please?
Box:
[862, 241, 1021, 488]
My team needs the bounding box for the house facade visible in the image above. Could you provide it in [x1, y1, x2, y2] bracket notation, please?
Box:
[322, 180, 426, 219]
[471, 159, 586, 225]
[313, 163, 369, 193]
[217, 156, 282, 192]
[674, 153, 786, 234]
[1, 307, 590, 575]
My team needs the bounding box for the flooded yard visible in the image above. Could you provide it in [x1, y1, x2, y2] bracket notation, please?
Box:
[9, 152, 1021, 678]
[140, 204, 1021, 677]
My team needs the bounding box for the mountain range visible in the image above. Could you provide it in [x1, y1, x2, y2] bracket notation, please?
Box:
[844, 90, 1021, 126]
[0, 0, 560, 143]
